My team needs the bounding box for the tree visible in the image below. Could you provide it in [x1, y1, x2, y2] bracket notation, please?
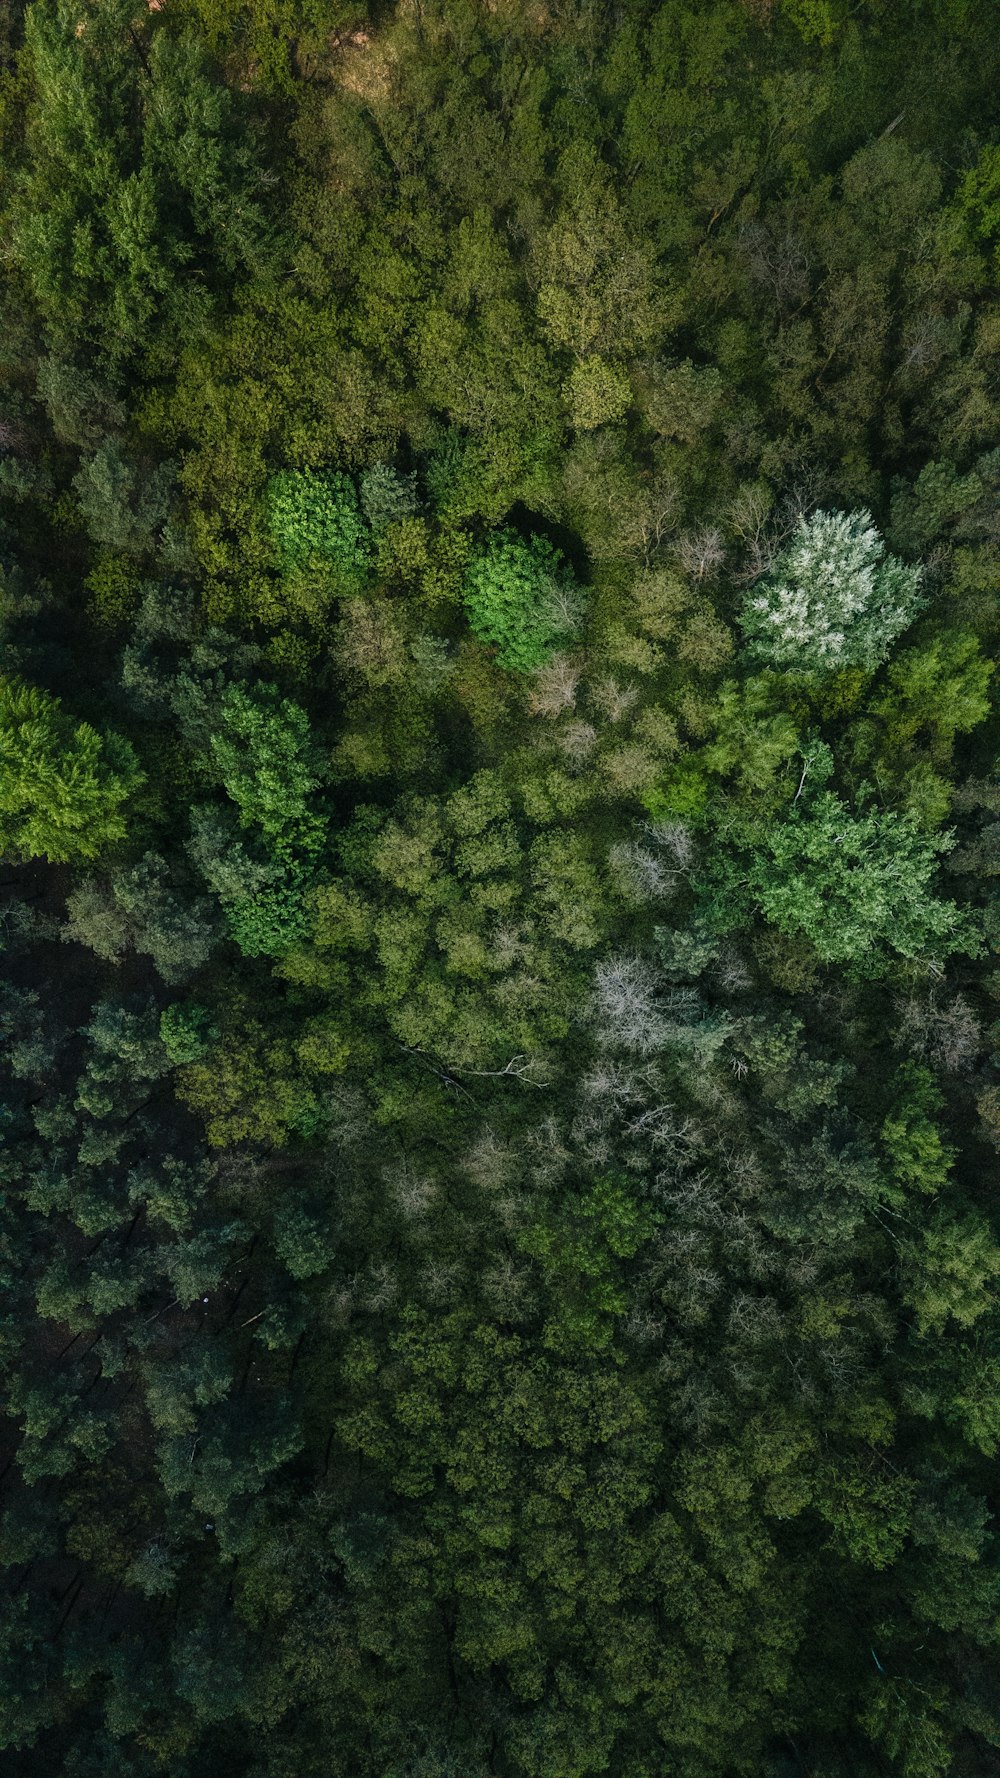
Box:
[563, 357, 631, 430]
[739, 509, 924, 672]
[359, 463, 421, 532]
[64, 854, 219, 982]
[210, 684, 324, 850]
[266, 469, 370, 590]
[160, 1001, 217, 1066]
[462, 532, 585, 671]
[0, 676, 141, 863]
[72, 441, 175, 558]
[735, 791, 974, 971]
[12, 2, 278, 372]
[192, 684, 328, 957]
[705, 748, 977, 972]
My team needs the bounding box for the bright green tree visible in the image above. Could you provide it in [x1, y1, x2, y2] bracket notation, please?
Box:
[462, 531, 584, 671]
[706, 749, 977, 972]
[0, 676, 141, 863]
[266, 469, 370, 590]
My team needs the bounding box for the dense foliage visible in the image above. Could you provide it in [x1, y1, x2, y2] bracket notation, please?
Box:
[0, 4, 998, 1777]
[738, 508, 926, 671]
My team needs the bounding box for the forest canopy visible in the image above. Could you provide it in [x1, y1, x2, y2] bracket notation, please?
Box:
[0, 4, 998, 1778]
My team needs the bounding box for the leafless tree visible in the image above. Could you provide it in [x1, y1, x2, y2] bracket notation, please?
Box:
[624, 1307, 665, 1346]
[558, 718, 598, 765]
[357, 1260, 398, 1314]
[482, 1257, 530, 1319]
[526, 651, 582, 718]
[591, 953, 667, 1054]
[727, 481, 780, 583]
[420, 1260, 460, 1305]
[641, 817, 696, 872]
[674, 525, 726, 582]
[608, 839, 679, 903]
[895, 990, 982, 1074]
[589, 674, 640, 723]
[727, 1292, 783, 1345]
[391, 1164, 438, 1220]
[737, 219, 811, 310]
[462, 1131, 518, 1192]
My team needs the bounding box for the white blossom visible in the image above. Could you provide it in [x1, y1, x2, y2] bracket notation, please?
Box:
[739, 508, 924, 672]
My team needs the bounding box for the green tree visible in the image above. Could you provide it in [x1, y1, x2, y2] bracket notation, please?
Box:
[462, 532, 585, 671]
[707, 749, 977, 973]
[266, 469, 370, 591]
[0, 676, 141, 863]
[194, 683, 328, 957]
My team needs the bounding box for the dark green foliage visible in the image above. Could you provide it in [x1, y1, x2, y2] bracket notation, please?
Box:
[64, 854, 219, 981]
[73, 441, 175, 558]
[11, 0, 279, 372]
[1, 4, 999, 1777]
[359, 462, 421, 533]
[159, 1001, 216, 1066]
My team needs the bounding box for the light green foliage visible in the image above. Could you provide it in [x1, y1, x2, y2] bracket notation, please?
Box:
[889, 459, 989, 555]
[211, 684, 323, 852]
[655, 920, 719, 981]
[222, 866, 317, 959]
[740, 509, 924, 672]
[272, 1201, 329, 1281]
[534, 152, 662, 358]
[462, 531, 585, 671]
[882, 1066, 956, 1199]
[955, 142, 1000, 271]
[816, 1459, 915, 1569]
[176, 1007, 325, 1147]
[170, 0, 351, 93]
[63, 856, 218, 982]
[266, 469, 370, 589]
[703, 678, 801, 799]
[563, 357, 631, 430]
[0, 676, 140, 863]
[281, 776, 614, 1070]
[872, 631, 994, 764]
[751, 795, 969, 968]
[635, 357, 724, 443]
[781, 0, 845, 45]
[902, 1208, 1000, 1335]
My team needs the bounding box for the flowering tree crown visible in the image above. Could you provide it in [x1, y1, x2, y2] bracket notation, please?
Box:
[740, 508, 924, 671]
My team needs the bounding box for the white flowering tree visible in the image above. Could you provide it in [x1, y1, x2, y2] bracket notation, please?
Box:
[739, 508, 924, 672]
